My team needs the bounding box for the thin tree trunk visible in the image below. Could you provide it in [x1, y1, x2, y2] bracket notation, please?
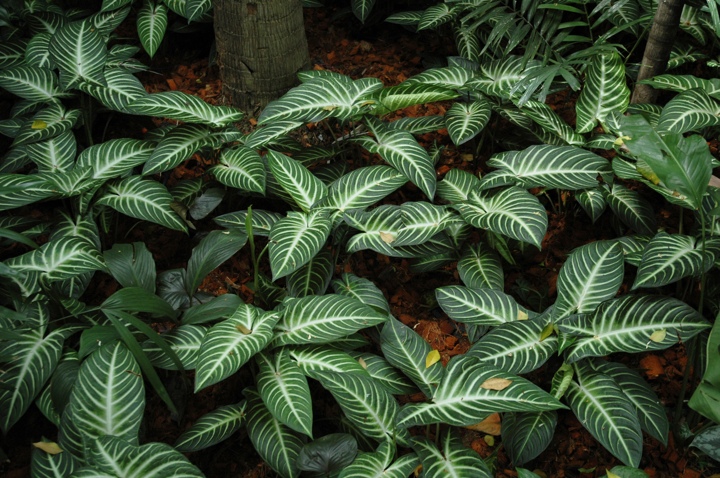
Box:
[214, 0, 310, 114]
[630, 0, 685, 104]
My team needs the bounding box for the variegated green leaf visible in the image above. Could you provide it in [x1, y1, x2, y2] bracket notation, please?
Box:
[633, 232, 718, 288]
[565, 361, 642, 466]
[76, 138, 155, 180]
[469, 56, 540, 99]
[418, 4, 457, 30]
[445, 99, 491, 145]
[245, 387, 304, 478]
[372, 83, 459, 116]
[31, 441, 80, 477]
[244, 120, 304, 149]
[273, 295, 387, 346]
[481, 145, 610, 190]
[96, 176, 187, 231]
[389, 202, 457, 247]
[553, 240, 624, 319]
[75, 435, 204, 477]
[558, 295, 710, 363]
[257, 351, 313, 437]
[0, 327, 71, 433]
[137, 1, 168, 58]
[412, 429, 492, 478]
[142, 124, 217, 175]
[657, 88, 720, 133]
[127, 91, 243, 127]
[259, 76, 383, 124]
[194, 305, 279, 391]
[396, 355, 565, 427]
[214, 209, 283, 236]
[78, 68, 148, 112]
[13, 105, 81, 147]
[63, 342, 144, 450]
[457, 243, 504, 290]
[320, 165, 407, 212]
[331, 272, 391, 315]
[25, 130, 76, 173]
[436, 168, 481, 203]
[266, 150, 327, 212]
[286, 248, 333, 298]
[313, 370, 410, 445]
[455, 187, 548, 248]
[603, 183, 657, 234]
[576, 50, 630, 133]
[575, 188, 607, 222]
[385, 11, 423, 26]
[339, 441, 419, 478]
[0, 65, 65, 102]
[380, 317, 444, 398]
[387, 115, 446, 134]
[436, 285, 529, 325]
[591, 360, 668, 445]
[49, 20, 107, 89]
[352, 0, 376, 22]
[467, 319, 558, 374]
[349, 351, 417, 395]
[186, 229, 247, 293]
[0, 40, 28, 69]
[268, 210, 332, 281]
[519, 100, 585, 145]
[142, 325, 206, 370]
[185, 0, 212, 21]
[4, 236, 104, 282]
[502, 411, 557, 466]
[286, 345, 369, 377]
[638, 74, 720, 95]
[175, 401, 247, 452]
[355, 118, 436, 199]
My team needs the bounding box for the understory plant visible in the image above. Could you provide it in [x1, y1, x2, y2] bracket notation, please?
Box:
[1, 0, 719, 477]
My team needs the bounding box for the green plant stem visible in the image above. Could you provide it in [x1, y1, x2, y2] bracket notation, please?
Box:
[245, 207, 259, 292]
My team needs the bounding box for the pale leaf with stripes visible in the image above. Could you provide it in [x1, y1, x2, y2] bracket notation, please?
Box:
[411, 430, 492, 478]
[268, 210, 332, 281]
[575, 50, 630, 133]
[445, 99, 491, 145]
[137, 2, 168, 58]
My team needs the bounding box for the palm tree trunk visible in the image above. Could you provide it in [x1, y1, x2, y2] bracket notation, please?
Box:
[214, 0, 310, 114]
[630, 0, 685, 104]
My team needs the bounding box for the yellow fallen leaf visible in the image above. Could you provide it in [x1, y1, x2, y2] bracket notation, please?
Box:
[483, 435, 494, 446]
[31, 120, 47, 129]
[33, 441, 62, 454]
[649, 329, 666, 343]
[236, 324, 252, 334]
[426, 349, 440, 368]
[480, 377, 512, 390]
[357, 357, 367, 369]
[606, 471, 620, 478]
[379, 231, 395, 244]
[464, 412, 501, 435]
[517, 310, 528, 321]
[539, 322, 554, 341]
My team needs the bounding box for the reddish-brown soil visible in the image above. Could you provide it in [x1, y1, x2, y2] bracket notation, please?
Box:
[2, 4, 719, 478]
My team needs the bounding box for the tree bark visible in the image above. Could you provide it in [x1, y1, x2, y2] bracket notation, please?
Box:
[214, 0, 310, 114]
[630, 0, 685, 104]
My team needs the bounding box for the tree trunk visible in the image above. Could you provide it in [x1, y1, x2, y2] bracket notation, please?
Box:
[214, 0, 310, 114]
[630, 0, 685, 104]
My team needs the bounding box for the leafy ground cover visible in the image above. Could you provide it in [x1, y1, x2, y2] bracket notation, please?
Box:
[2, 2, 720, 478]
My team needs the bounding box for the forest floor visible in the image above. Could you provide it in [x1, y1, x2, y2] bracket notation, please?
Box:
[3, 4, 720, 478]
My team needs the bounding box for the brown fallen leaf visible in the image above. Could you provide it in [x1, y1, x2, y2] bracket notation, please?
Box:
[481, 377, 512, 390]
[464, 412, 502, 435]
